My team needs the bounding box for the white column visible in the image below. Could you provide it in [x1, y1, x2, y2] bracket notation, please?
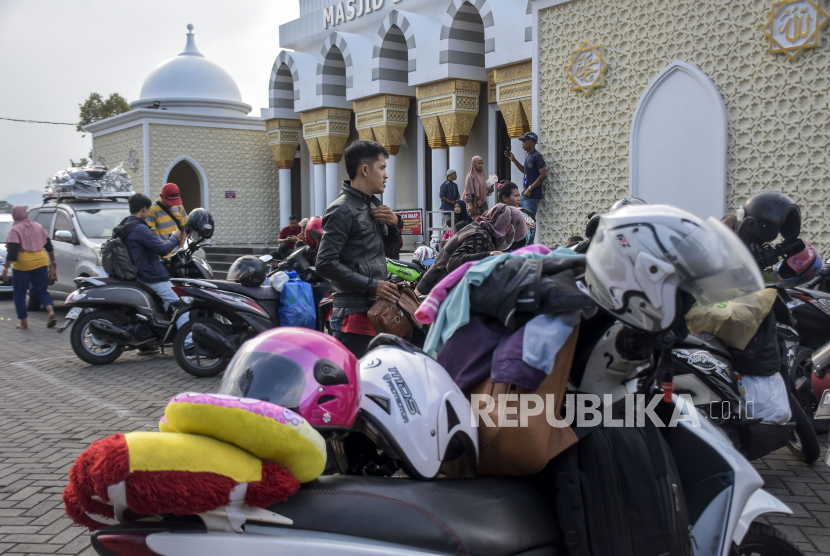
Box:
[314, 164, 326, 216]
[278, 168, 291, 228]
[511, 138, 524, 186]
[449, 146, 466, 188]
[308, 155, 316, 217]
[325, 162, 339, 206]
[384, 154, 397, 209]
[431, 148, 448, 242]
[488, 104, 498, 207]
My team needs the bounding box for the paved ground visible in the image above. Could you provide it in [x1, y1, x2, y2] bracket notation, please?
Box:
[0, 299, 827, 554]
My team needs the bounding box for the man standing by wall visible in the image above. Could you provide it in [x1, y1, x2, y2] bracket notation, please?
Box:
[147, 183, 188, 250]
[506, 132, 547, 242]
[439, 169, 460, 226]
[316, 141, 403, 358]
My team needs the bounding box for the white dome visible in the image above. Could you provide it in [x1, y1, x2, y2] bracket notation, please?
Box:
[131, 25, 251, 116]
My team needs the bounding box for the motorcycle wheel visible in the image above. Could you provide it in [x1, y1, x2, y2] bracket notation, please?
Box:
[786, 394, 821, 464]
[70, 310, 124, 365]
[173, 317, 232, 378]
[791, 347, 829, 433]
[733, 522, 805, 556]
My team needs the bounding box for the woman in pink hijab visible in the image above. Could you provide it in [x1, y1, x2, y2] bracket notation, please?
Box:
[1, 206, 56, 329]
[463, 156, 494, 218]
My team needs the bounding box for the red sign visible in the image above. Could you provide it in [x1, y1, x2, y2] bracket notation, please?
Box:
[394, 210, 423, 236]
[225, 191, 236, 199]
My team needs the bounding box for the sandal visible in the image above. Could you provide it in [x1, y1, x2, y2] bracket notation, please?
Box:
[16, 325, 28, 330]
[47, 314, 57, 328]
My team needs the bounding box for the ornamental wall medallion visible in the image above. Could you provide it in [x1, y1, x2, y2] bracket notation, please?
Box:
[568, 41, 608, 95]
[764, 0, 829, 59]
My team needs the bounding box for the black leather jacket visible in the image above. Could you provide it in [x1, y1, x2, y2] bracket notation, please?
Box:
[316, 182, 403, 317]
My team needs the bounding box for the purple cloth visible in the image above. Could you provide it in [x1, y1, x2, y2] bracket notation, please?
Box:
[437, 316, 505, 391]
[513, 244, 550, 256]
[437, 315, 547, 392]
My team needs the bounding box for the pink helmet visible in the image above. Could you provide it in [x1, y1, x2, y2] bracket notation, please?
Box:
[778, 240, 821, 285]
[218, 328, 360, 436]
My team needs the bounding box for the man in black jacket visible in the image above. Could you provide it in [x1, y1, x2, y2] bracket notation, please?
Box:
[316, 141, 403, 357]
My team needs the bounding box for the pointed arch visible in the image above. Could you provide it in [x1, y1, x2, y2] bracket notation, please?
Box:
[319, 33, 350, 96]
[374, 10, 417, 80]
[162, 155, 209, 212]
[439, 0, 494, 69]
[269, 51, 300, 109]
[629, 61, 728, 220]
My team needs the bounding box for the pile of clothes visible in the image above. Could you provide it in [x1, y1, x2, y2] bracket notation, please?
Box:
[46, 163, 134, 198]
[415, 245, 595, 392]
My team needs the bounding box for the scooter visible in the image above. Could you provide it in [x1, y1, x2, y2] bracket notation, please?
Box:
[58, 235, 212, 366]
[575, 303, 821, 464]
[171, 252, 331, 378]
[85, 338, 800, 556]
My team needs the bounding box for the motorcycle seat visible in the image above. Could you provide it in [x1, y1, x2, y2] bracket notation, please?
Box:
[206, 281, 280, 301]
[686, 333, 732, 359]
[86, 277, 172, 303]
[389, 259, 424, 273]
[267, 475, 561, 556]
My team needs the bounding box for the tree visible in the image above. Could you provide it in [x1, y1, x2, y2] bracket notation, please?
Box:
[77, 93, 129, 136]
[69, 158, 90, 168]
[0, 201, 12, 214]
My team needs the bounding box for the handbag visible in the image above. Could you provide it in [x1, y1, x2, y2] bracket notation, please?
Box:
[367, 286, 422, 339]
[47, 265, 57, 286]
[468, 325, 580, 476]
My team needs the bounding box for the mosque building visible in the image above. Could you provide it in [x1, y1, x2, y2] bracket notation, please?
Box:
[88, 0, 830, 253]
[85, 25, 279, 246]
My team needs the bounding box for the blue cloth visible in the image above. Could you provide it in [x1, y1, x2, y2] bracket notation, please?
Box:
[117, 216, 179, 283]
[523, 150, 546, 200]
[522, 313, 580, 374]
[423, 248, 584, 357]
[13, 266, 53, 320]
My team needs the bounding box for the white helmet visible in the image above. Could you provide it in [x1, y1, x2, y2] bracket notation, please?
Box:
[412, 246, 437, 265]
[354, 336, 478, 480]
[584, 204, 763, 332]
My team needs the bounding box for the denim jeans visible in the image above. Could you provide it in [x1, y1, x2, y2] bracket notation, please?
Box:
[13, 266, 53, 320]
[140, 280, 189, 328]
[520, 197, 541, 245]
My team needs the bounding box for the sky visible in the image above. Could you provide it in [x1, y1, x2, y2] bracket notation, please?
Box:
[0, 0, 300, 199]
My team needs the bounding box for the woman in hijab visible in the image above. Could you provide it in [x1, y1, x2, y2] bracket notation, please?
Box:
[416, 204, 527, 295]
[453, 199, 470, 226]
[1, 207, 57, 329]
[463, 156, 494, 218]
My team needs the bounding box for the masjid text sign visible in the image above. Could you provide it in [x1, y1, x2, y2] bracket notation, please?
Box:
[567, 42, 608, 95]
[763, 0, 829, 59]
[324, 0, 403, 29]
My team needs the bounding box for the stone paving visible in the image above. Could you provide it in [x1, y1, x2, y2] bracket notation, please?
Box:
[0, 299, 827, 554]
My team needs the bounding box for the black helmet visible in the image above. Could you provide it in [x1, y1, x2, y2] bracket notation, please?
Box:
[736, 191, 801, 245]
[186, 208, 214, 239]
[609, 195, 647, 212]
[227, 255, 267, 286]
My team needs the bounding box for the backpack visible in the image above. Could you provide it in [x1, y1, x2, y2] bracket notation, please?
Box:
[101, 220, 144, 281]
[544, 400, 693, 556]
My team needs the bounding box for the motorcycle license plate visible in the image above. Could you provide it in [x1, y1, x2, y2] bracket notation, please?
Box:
[66, 307, 82, 320]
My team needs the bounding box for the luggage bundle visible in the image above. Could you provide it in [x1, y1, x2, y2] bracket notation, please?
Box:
[46, 163, 134, 198]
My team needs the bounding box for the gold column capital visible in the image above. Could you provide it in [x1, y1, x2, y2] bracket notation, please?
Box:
[353, 94, 411, 155]
[416, 79, 480, 149]
[497, 101, 529, 139]
[301, 107, 352, 164]
[419, 115, 447, 149]
[266, 118, 301, 170]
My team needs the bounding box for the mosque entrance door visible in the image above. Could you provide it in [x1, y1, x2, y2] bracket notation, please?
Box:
[167, 160, 202, 214]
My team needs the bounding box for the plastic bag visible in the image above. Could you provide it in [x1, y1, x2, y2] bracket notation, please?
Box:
[269, 271, 289, 292]
[685, 288, 777, 349]
[741, 373, 792, 424]
[279, 271, 315, 329]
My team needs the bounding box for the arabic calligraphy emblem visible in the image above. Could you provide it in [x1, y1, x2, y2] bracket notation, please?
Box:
[567, 41, 607, 95]
[764, 0, 829, 59]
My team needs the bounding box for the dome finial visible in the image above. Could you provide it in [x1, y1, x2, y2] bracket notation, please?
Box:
[181, 23, 204, 58]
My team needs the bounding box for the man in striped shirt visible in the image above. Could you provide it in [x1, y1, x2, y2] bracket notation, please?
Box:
[147, 183, 188, 250]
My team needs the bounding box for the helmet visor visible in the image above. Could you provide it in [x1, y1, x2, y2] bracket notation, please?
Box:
[219, 350, 307, 408]
[661, 217, 763, 305]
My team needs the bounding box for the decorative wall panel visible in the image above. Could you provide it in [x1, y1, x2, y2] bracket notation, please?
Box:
[93, 125, 144, 188]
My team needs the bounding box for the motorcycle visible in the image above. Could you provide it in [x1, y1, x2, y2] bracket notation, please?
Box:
[171, 248, 331, 378]
[84, 335, 800, 556]
[58, 235, 213, 366]
[574, 300, 821, 464]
